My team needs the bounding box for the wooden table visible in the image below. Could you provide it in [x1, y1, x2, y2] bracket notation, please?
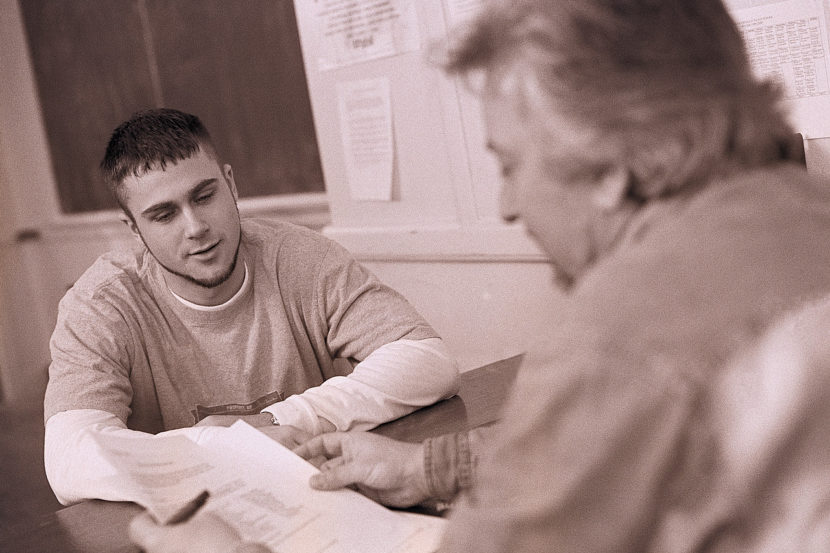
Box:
[0, 355, 522, 553]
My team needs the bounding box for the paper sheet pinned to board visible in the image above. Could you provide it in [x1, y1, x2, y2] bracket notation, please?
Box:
[725, 0, 830, 138]
[444, 0, 485, 27]
[311, 0, 421, 70]
[337, 77, 395, 201]
[92, 422, 446, 552]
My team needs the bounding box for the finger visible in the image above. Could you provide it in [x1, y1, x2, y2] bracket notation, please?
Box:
[128, 512, 165, 550]
[256, 426, 302, 448]
[294, 428, 313, 443]
[319, 456, 345, 473]
[283, 427, 312, 447]
[309, 459, 369, 491]
[305, 455, 328, 469]
[293, 433, 345, 460]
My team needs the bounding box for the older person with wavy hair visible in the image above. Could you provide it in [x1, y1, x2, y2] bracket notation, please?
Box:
[131, 1, 830, 552]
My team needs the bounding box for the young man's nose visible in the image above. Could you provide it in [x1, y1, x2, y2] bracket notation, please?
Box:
[182, 208, 209, 238]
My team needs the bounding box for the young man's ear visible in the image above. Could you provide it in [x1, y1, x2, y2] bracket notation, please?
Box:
[591, 165, 630, 212]
[223, 164, 238, 201]
[119, 212, 142, 241]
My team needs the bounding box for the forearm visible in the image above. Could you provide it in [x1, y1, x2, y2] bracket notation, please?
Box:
[45, 409, 223, 505]
[265, 337, 459, 434]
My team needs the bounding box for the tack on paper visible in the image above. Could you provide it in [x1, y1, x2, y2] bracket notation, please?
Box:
[724, 0, 830, 138]
[337, 77, 394, 201]
[312, 0, 421, 70]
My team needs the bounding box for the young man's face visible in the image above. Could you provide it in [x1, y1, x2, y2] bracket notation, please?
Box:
[121, 147, 244, 305]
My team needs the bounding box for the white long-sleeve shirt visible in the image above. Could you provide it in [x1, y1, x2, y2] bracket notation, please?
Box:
[44, 220, 459, 505]
[46, 337, 458, 505]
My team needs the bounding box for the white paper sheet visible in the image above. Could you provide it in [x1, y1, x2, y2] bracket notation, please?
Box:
[311, 0, 421, 70]
[90, 432, 225, 523]
[337, 77, 394, 201]
[93, 422, 446, 552]
[201, 423, 445, 553]
[725, 0, 830, 137]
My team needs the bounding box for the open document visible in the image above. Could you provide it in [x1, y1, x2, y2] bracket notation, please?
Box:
[91, 422, 446, 553]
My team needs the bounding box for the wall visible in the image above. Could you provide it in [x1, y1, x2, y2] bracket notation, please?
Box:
[4, 0, 830, 406]
[291, 0, 830, 369]
[0, 0, 63, 408]
[0, 0, 329, 407]
[291, 1, 562, 370]
[0, 0, 561, 404]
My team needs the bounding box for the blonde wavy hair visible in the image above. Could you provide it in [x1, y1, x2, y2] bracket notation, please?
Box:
[443, 0, 796, 199]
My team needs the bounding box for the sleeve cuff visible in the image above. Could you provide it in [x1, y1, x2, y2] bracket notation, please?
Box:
[262, 396, 324, 435]
[423, 431, 474, 502]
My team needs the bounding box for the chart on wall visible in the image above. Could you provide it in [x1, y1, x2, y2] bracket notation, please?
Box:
[724, 0, 830, 138]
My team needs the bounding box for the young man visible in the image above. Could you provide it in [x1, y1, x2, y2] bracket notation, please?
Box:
[131, 0, 830, 551]
[43, 108, 459, 505]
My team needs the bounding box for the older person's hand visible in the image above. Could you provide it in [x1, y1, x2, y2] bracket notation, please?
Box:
[293, 432, 431, 507]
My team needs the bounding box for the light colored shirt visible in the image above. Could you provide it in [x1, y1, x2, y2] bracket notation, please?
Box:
[44, 219, 459, 504]
[438, 163, 830, 552]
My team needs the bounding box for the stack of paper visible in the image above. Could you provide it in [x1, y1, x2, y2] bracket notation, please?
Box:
[92, 421, 446, 552]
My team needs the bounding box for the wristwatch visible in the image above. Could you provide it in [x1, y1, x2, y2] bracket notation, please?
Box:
[265, 412, 280, 426]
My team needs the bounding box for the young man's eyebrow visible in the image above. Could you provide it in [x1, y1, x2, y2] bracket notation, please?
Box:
[141, 201, 176, 218]
[189, 178, 217, 197]
[140, 178, 217, 218]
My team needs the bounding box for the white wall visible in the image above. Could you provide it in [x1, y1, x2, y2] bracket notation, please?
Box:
[0, 0, 330, 407]
[4, 0, 830, 405]
[0, 0, 63, 408]
[0, 0, 561, 404]
[291, 1, 562, 370]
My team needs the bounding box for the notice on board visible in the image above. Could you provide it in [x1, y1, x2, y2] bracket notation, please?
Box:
[337, 77, 394, 201]
[312, 0, 421, 70]
[445, 0, 485, 27]
[725, 0, 830, 138]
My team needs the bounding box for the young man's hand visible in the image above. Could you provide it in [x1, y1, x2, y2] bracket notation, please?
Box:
[293, 432, 431, 508]
[193, 415, 312, 448]
[256, 424, 313, 449]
